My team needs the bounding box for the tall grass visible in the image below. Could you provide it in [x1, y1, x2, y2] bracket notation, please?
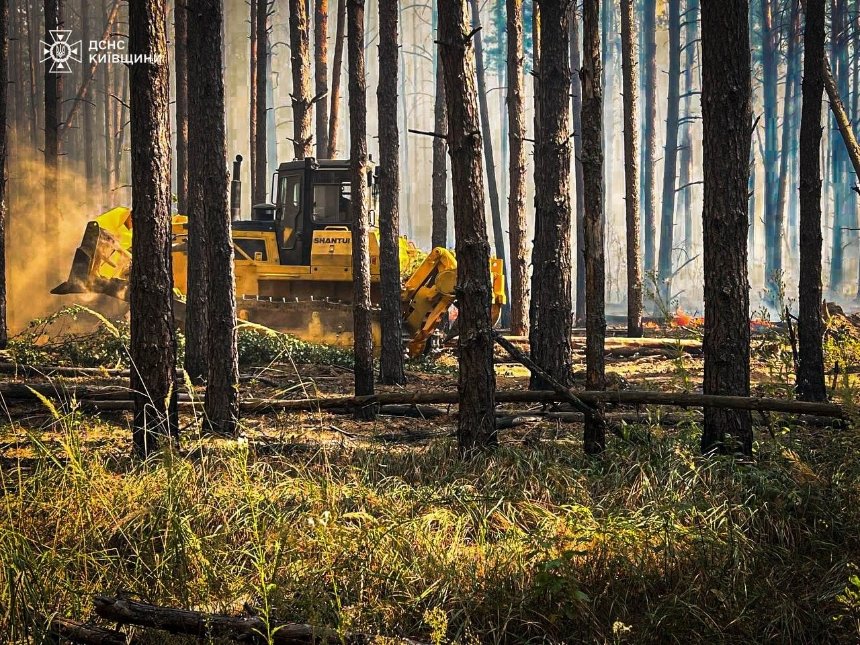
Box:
[1, 410, 858, 643]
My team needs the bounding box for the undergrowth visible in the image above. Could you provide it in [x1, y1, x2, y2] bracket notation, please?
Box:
[1, 415, 858, 643]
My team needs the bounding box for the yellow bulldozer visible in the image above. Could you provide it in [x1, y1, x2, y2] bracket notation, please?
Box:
[53, 156, 506, 356]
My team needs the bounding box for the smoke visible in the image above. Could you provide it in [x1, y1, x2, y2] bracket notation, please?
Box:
[6, 144, 126, 334]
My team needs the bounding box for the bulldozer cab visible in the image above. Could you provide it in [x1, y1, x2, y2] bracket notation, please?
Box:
[249, 157, 377, 267]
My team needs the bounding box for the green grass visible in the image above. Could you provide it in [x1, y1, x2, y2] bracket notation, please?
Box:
[1, 413, 859, 643]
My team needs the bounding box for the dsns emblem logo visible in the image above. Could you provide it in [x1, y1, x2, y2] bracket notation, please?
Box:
[40, 30, 81, 73]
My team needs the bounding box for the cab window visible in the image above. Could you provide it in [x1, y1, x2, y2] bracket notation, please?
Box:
[278, 175, 301, 220]
[313, 182, 351, 224]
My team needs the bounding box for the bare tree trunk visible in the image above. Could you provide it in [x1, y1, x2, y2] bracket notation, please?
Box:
[290, 0, 313, 159]
[314, 0, 329, 157]
[0, 0, 7, 348]
[377, 0, 405, 384]
[776, 0, 800, 271]
[828, 0, 850, 296]
[762, 0, 781, 304]
[128, 0, 178, 456]
[25, 0, 39, 153]
[700, 0, 752, 456]
[678, 0, 698, 255]
[254, 0, 268, 201]
[797, 0, 826, 402]
[431, 55, 448, 248]
[81, 0, 94, 193]
[188, 0, 239, 433]
[657, 0, 681, 306]
[438, 0, 496, 456]
[620, 0, 641, 337]
[572, 7, 585, 325]
[581, 0, 606, 454]
[44, 0, 62, 288]
[103, 43, 113, 198]
[250, 0, 257, 200]
[507, 0, 527, 335]
[529, 0, 573, 391]
[174, 0, 189, 213]
[641, 0, 657, 275]
[327, 0, 345, 157]
[347, 0, 375, 419]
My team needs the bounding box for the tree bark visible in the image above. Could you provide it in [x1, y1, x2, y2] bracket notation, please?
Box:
[81, 0, 94, 194]
[797, 0, 826, 402]
[255, 0, 268, 200]
[249, 0, 257, 200]
[762, 0, 781, 304]
[174, 0, 188, 213]
[189, 0, 239, 435]
[0, 0, 7, 348]
[678, 0, 698, 255]
[572, 8, 586, 325]
[581, 0, 606, 454]
[657, 0, 681, 306]
[431, 47, 448, 249]
[776, 0, 800, 274]
[327, 0, 345, 157]
[529, 0, 573, 392]
[348, 0, 375, 419]
[314, 0, 329, 157]
[128, 0, 179, 456]
[290, 0, 313, 159]
[507, 0, 527, 335]
[828, 0, 851, 296]
[377, 0, 405, 385]
[700, 0, 752, 456]
[438, 0, 496, 456]
[620, 0, 641, 338]
[44, 0, 62, 288]
[640, 0, 657, 275]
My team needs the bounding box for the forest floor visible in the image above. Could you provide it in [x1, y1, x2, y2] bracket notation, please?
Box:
[1, 308, 860, 643]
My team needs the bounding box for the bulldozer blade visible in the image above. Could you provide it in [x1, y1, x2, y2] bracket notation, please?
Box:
[52, 221, 130, 299]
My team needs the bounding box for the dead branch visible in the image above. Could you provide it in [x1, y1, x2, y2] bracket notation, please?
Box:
[48, 616, 126, 645]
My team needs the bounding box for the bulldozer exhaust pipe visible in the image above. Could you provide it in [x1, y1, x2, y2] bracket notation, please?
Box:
[230, 154, 243, 221]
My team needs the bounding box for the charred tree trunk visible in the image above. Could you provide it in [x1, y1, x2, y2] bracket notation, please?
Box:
[174, 0, 189, 213]
[190, 0, 239, 434]
[469, 0, 508, 323]
[431, 55, 448, 249]
[700, 0, 752, 456]
[290, 0, 313, 159]
[657, 0, 681, 307]
[762, 0, 781, 304]
[327, 0, 345, 157]
[44, 0, 62, 287]
[640, 0, 657, 276]
[620, 0, 642, 338]
[572, 7, 585, 325]
[254, 0, 268, 201]
[797, 0, 827, 402]
[507, 0, 527, 335]
[581, 0, 606, 454]
[438, 0, 496, 455]
[249, 0, 257, 201]
[128, 0, 178, 456]
[377, 0, 405, 385]
[0, 0, 7, 348]
[828, 0, 850, 296]
[678, 0, 699, 255]
[776, 0, 800, 271]
[314, 0, 329, 157]
[348, 0, 375, 419]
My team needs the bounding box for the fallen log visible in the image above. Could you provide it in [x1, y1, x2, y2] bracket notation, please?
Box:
[0, 362, 187, 379]
[501, 336, 701, 350]
[48, 616, 126, 645]
[92, 595, 427, 645]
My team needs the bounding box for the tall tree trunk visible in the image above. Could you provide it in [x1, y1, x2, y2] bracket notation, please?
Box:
[189, 0, 239, 433]
[572, 7, 585, 324]
[829, 0, 850, 296]
[377, 0, 405, 384]
[25, 0, 39, 153]
[438, 0, 496, 456]
[678, 0, 698, 256]
[0, 0, 7, 348]
[398, 2, 412, 234]
[315, 0, 329, 157]
[174, 0, 188, 213]
[620, 0, 642, 337]
[700, 0, 752, 456]
[797, 0, 826, 402]
[254, 0, 268, 201]
[327, 0, 345, 157]
[507, 0, 527, 335]
[640, 0, 657, 275]
[128, 0, 178, 456]
[249, 0, 257, 200]
[581, 0, 606, 454]
[762, 0, 781, 304]
[44, 0, 62, 288]
[469, 0, 508, 324]
[290, 0, 313, 159]
[777, 0, 800, 265]
[431, 55, 448, 248]
[102, 45, 113, 198]
[348, 0, 375, 419]
[81, 0, 94, 195]
[657, 0, 681, 307]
